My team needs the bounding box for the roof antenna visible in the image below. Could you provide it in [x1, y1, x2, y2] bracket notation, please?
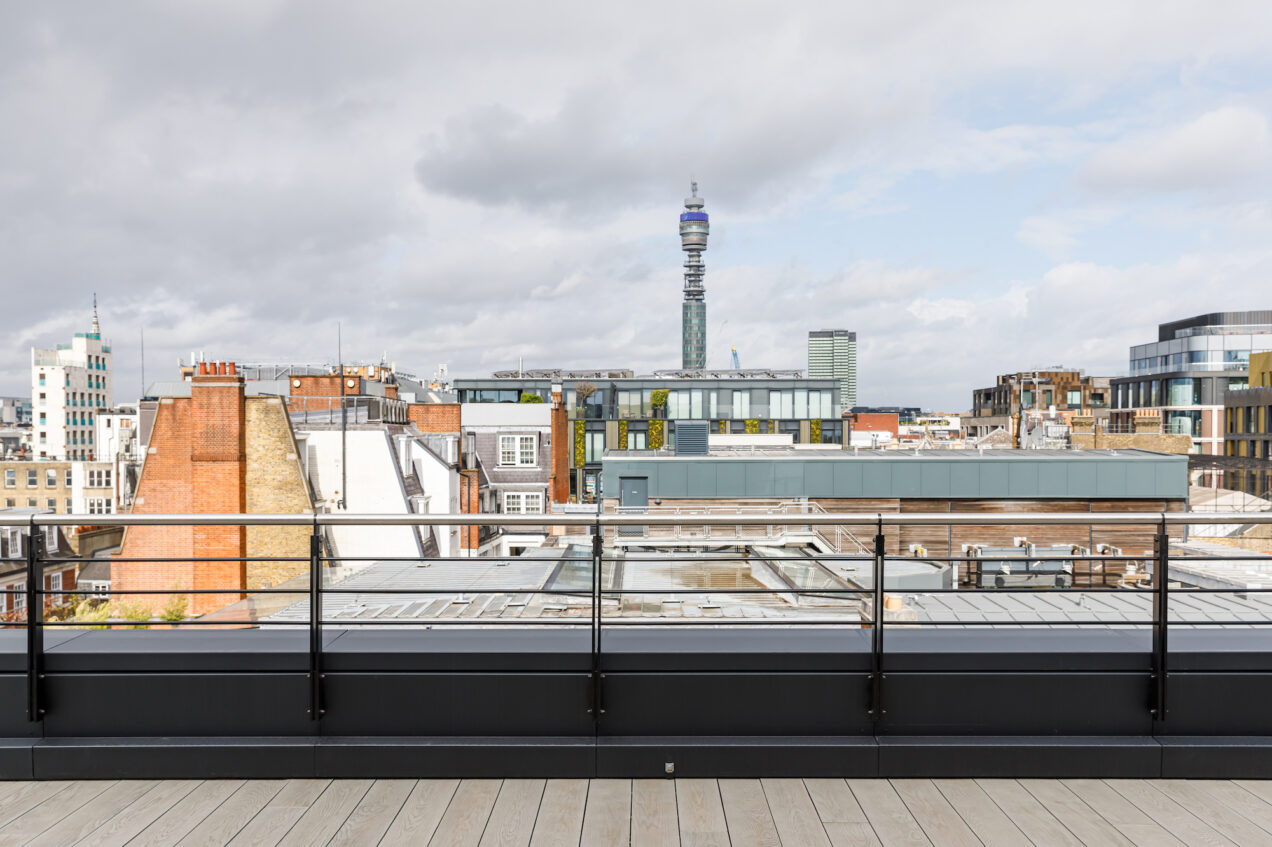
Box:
[91, 292, 100, 335]
[690, 180, 698, 198]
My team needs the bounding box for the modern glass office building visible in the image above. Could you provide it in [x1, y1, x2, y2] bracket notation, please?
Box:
[808, 330, 857, 413]
[456, 371, 842, 500]
[1111, 311, 1272, 454]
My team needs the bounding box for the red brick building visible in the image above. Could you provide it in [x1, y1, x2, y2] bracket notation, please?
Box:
[114, 362, 313, 617]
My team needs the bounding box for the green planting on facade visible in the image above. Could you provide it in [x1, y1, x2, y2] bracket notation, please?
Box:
[649, 419, 665, 449]
[811, 419, 821, 443]
[618, 420, 628, 450]
[574, 420, 586, 466]
[745, 419, 759, 434]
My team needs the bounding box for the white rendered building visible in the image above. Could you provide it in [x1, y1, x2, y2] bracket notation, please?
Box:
[30, 305, 113, 461]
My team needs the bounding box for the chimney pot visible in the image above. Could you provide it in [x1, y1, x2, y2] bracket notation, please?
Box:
[228, 362, 237, 375]
[218, 362, 227, 376]
[198, 362, 208, 375]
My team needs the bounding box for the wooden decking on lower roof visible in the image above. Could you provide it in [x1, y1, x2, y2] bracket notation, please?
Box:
[2, 776, 1272, 845]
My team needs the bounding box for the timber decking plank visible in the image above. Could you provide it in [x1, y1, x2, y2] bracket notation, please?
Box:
[631, 779, 680, 847]
[974, 779, 1084, 847]
[677, 778, 729, 847]
[426, 779, 502, 847]
[128, 779, 245, 847]
[528, 779, 589, 847]
[217, 780, 327, 847]
[69, 780, 199, 847]
[275, 778, 372, 847]
[580, 779, 631, 847]
[0, 780, 72, 829]
[1149, 781, 1272, 847]
[479, 779, 547, 847]
[824, 822, 884, 847]
[931, 780, 1029, 847]
[0, 779, 115, 847]
[890, 779, 981, 847]
[1061, 779, 1185, 847]
[764, 778, 833, 847]
[846, 780, 930, 847]
[327, 779, 416, 847]
[806, 778, 869, 824]
[24, 780, 156, 847]
[718, 779, 781, 847]
[1107, 780, 1234, 847]
[1017, 780, 1135, 847]
[380, 779, 460, 847]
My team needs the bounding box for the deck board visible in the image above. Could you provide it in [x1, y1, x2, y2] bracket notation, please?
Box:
[479, 778, 546, 847]
[580, 779, 631, 847]
[0, 779, 115, 847]
[631, 779, 680, 847]
[529, 779, 590, 847]
[0, 776, 1268, 845]
[327, 779, 416, 847]
[427, 779, 502, 847]
[176, 779, 287, 847]
[932, 780, 1029, 847]
[764, 778, 834, 847]
[380, 779, 459, 847]
[718, 779, 781, 847]
[74, 779, 201, 847]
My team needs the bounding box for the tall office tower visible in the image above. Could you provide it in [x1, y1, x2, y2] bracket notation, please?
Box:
[680, 183, 709, 370]
[808, 330, 857, 413]
[30, 298, 113, 460]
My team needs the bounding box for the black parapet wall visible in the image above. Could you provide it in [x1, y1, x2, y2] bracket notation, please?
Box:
[2, 628, 1272, 779]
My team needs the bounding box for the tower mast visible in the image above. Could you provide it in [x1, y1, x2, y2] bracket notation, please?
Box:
[679, 183, 709, 370]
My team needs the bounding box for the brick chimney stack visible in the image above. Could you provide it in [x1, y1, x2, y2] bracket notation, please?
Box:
[549, 382, 569, 504]
[190, 361, 247, 614]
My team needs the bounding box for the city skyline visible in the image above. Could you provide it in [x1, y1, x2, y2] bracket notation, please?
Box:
[2, 4, 1272, 408]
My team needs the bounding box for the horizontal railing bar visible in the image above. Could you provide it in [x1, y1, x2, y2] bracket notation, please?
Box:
[7, 510, 1272, 527]
[320, 556, 593, 563]
[40, 557, 311, 564]
[37, 620, 315, 627]
[881, 620, 1155, 626]
[35, 588, 306, 596]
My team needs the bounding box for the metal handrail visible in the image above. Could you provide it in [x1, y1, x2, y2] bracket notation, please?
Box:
[6, 510, 1272, 527]
[6, 510, 1272, 727]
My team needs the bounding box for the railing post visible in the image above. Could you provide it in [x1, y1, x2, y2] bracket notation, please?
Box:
[26, 519, 44, 722]
[308, 521, 324, 721]
[1151, 515, 1169, 721]
[588, 516, 604, 719]
[869, 516, 885, 723]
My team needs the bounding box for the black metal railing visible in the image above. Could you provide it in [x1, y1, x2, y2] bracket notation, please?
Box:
[3, 509, 1272, 729]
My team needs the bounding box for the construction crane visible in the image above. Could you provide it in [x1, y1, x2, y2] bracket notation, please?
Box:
[730, 346, 740, 369]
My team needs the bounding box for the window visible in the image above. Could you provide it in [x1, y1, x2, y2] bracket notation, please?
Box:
[1021, 389, 1033, 408]
[46, 469, 56, 488]
[27, 469, 37, 487]
[629, 431, 647, 450]
[64, 499, 71, 512]
[498, 435, 537, 466]
[49, 573, 61, 595]
[4, 470, 13, 488]
[38, 374, 45, 386]
[45, 498, 55, 510]
[584, 431, 605, 463]
[1067, 390, 1082, 407]
[65, 469, 72, 487]
[12, 588, 24, 614]
[504, 492, 544, 514]
[5, 499, 13, 508]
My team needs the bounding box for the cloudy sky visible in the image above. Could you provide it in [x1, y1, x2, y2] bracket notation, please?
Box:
[3, 2, 1271, 410]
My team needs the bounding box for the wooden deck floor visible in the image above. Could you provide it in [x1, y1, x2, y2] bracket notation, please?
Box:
[3, 777, 1272, 846]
